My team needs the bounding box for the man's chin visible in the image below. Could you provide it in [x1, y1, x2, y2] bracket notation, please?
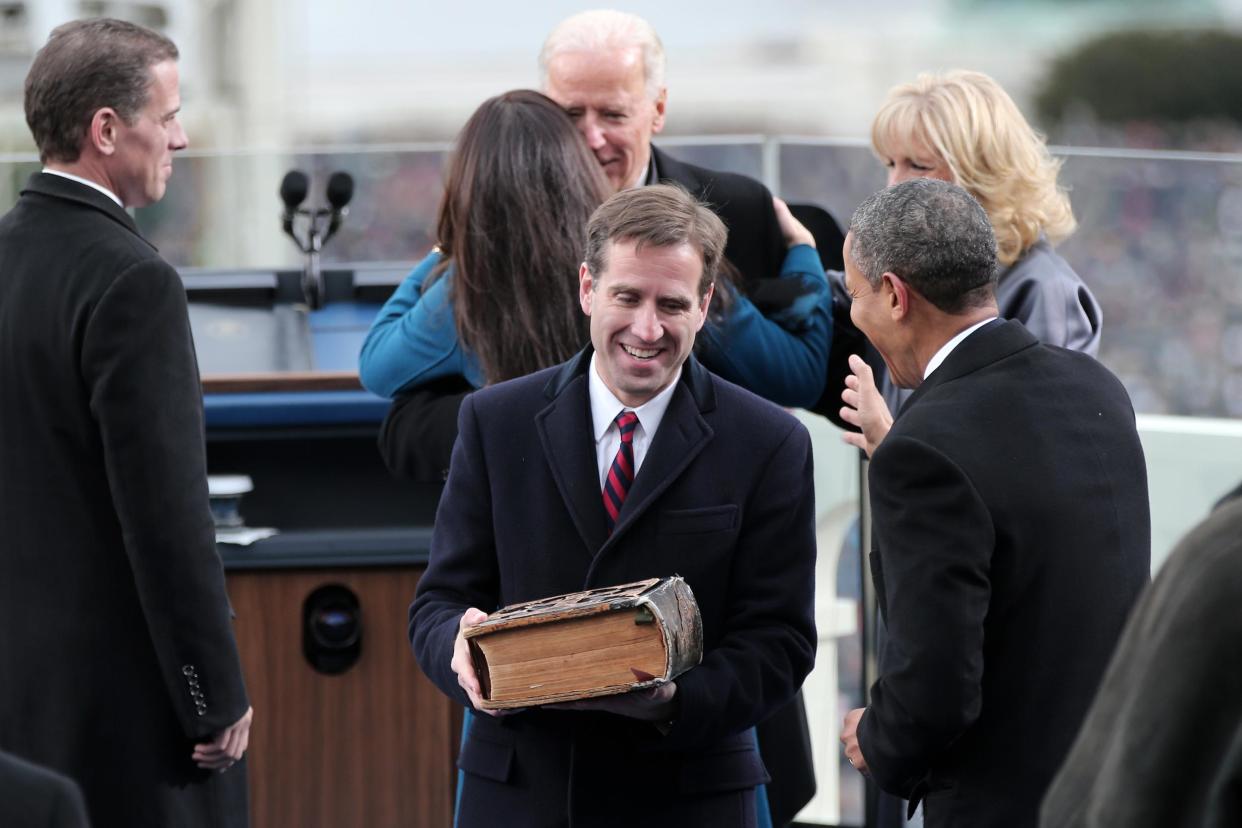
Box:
[616, 384, 661, 407]
[597, 161, 627, 191]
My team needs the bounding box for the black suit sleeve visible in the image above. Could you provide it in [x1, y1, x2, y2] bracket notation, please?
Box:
[710, 176, 785, 297]
[655, 148, 785, 294]
[858, 434, 993, 797]
[730, 189, 786, 292]
[80, 259, 248, 739]
[377, 375, 472, 482]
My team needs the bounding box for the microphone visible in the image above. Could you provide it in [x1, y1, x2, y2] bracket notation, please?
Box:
[324, 171, 354, 243]
[280, 170, 309, 237]
[277, 170, 353, 309]
[326, 172, 353, 211]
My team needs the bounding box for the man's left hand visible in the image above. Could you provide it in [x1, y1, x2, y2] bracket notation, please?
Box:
[192, 705, 253, 772]
[840, 707, 870, 776]
[545, 679, 677, 723]
[840, 355, 893, 457]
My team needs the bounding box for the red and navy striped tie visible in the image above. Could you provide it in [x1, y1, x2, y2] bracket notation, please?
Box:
[602, 411, 639, 534]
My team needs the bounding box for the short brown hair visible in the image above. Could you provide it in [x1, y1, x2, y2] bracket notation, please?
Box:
[583, 184, 726, 297]
[24, 18, 178, 163]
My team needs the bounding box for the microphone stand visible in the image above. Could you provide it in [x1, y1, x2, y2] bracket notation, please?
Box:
[284, 206, 344, 310]
[302, 211, 326, 311]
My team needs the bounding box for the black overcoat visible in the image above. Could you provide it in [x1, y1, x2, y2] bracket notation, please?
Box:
[857, 319, 1151, 827]
[0, 174, 250, 827]
[385, 147, 819, 823]
[409, 349, 818, 827]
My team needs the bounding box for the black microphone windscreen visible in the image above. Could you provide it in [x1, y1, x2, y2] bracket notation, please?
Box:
[280, 170, 309, 210]
[326, 172, 354, 210]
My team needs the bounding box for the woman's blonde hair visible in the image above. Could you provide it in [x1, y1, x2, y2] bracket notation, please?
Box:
[871, 70, 1076, 265]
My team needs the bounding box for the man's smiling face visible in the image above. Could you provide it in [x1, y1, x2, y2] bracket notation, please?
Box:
[579, 238, 711, 406]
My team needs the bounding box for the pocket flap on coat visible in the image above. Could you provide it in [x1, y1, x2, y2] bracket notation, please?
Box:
[659, 505, 738, 534]
[457, 724, 515, 783]
[677, 741, 770, 794]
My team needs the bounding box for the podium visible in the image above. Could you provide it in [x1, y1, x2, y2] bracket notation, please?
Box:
[191, 277, 460, 826]
[224, 539, 458, 827]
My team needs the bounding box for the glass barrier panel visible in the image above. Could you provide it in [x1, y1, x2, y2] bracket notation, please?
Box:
[5, 139, 1241, 828]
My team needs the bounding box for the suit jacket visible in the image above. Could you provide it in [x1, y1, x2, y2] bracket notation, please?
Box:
[0, 174, 250, 827]
[409, 349, 817, 827]
[857, 320, 1150, 828]
[651, 146, 785, 298]
[0, 750, 91, 828]
[1041, 494, 1242, 828]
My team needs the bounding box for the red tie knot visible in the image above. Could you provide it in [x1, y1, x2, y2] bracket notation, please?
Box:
[616, 411, 639, 444]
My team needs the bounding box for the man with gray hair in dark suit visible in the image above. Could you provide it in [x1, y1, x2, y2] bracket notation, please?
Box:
[838, 179, 1149, 828]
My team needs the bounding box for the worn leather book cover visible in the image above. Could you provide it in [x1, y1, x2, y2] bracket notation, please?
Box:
[463, 577, 703, 709]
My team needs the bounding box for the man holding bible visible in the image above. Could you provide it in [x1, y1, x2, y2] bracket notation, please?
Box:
[409, 184, 817, 828]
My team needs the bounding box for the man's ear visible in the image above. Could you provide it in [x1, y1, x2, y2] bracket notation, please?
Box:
[882, 272, 911, 321]
[579, 262, 594, 316]
[89, 107, 121, 157]
[651, 87, 667, 135]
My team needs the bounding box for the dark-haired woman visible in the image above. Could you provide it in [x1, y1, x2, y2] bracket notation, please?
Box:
[360, 90, 830, 455]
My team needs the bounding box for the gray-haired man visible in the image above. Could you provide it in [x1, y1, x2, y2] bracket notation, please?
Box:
[838, 179, 1149, 827]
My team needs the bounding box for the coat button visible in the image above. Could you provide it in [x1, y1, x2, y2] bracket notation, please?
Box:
[182, 665, 194, 676]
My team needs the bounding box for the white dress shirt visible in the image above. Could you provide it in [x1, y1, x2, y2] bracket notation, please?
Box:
[588, 353, 680, 489]
[41, 168, 123, 207]
[924, 317, 998, 380]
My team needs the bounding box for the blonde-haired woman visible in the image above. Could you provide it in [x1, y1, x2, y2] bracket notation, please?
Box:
[872, 69, 1100, 354]
[840, 70, 1103, 449]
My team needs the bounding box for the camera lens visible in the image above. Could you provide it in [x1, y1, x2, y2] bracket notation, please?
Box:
[312, 605, 358, 646]
[303, 585, 363, 674]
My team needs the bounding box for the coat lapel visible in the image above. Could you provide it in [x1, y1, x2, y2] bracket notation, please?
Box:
[605, 383, 712, 543]
[535, 351, 719, 559]
[535, 351, 608, 557]
[604, 357, 717, 545]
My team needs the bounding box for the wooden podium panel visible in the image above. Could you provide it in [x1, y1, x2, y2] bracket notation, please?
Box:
[226, 565, 456, 827]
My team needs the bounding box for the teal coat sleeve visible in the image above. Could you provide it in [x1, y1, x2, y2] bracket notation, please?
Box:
[697, 244, 831, 408]
[358, 250, 485, 396]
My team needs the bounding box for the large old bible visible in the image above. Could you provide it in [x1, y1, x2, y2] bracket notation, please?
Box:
[464, 577, 703, 709]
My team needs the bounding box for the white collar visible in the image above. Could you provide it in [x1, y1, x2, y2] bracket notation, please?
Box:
[635, 152, 658, 189]
[41, 168, 123, 208]
[589, 352, 681, 442]
[924, 317, 997, 379]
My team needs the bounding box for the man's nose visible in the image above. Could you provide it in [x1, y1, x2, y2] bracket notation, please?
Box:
[579, 116, 607, 150]
[887, 167, 906, 187]
[630, 304, 662, 342]
[170, 121, 189, 151]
